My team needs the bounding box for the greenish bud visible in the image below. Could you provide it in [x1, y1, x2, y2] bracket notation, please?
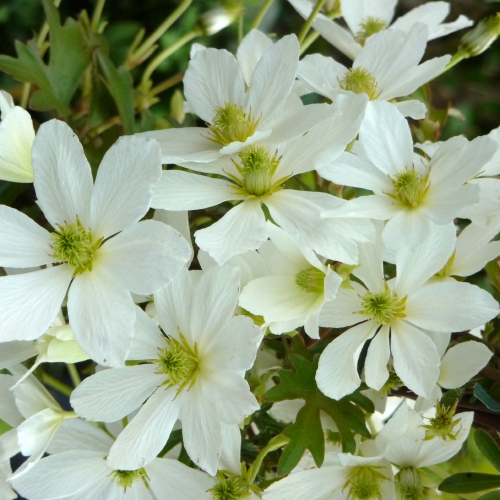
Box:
[355, 16, 387, 45]
[340, 68, 378, 100]
[208, 102, 259, 146]
[459, 14, 500, 57]
[396, 467, 426, 500]
[295, 267, 326, 294]
[198, 3, 243, 36]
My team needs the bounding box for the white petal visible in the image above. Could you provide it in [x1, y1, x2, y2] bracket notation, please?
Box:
[0, 375, 23, 426]
[353, 228, 386, 293]
[392, 100, 426, 119]
[248, 34, 299, 120]
[438, 341, 493, 389]
[423, 184, 479, 225]
[0, 106, 34, 182]
[184, 48, 245, 123]
[0, 90, 14, 116]
[323, 194, 399, 220]
[319, 288, 364, 328]
[316, 320, 377, 400]
[0, 428, 20, 462]
[0, 341, 37, 370]
[140, 127, 221, 164]
[90, 136, 161, 238]
[152, 170, 236, 210]
[405, 281, 499, 332]
[218, 423, 243, 475]
[382, 209, 433, 252]
[70, 364, 161, 421]
[68, 269, 136, 366]
[364, 325, 391, 391]
[98, 220, 191, 295]
[32, 120, 93, 228]
[0, 266, 72, 342]
[236, 29, 273, 87]
[341, 0, 396, 34]
[391, 319, 441, 398]
[313, 14, 360, 59]
[129, 307, 165, 361]
[195, 200, 268, 265]
[107, 386, 180, 470]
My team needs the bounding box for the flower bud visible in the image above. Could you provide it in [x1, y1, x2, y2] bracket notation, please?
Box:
[459, 14, 500, 57]
[198, 2, 243, 36]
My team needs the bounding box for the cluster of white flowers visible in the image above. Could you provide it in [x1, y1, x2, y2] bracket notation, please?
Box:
[1, 1, 500, 499]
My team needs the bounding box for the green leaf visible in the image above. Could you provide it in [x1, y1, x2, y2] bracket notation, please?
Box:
[97, 53, 136, 135]
[474, 383, 500, 412]
[0, 418, 12, 436]
[265, 354, 371, 476]
[0, 0, 92, 115]
[478, 491, 500, 500]
[475, 429, 500, 472]
[439, 473, 500, 493]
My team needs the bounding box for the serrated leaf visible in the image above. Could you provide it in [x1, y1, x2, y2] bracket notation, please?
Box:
[97, 52, 135, 134]
[475, 429, 500, 472]
[0, 0, 92, 115]
[265, 354, 371, 475]
[474, 383, 500, 412]
[439, 473, 500, 493]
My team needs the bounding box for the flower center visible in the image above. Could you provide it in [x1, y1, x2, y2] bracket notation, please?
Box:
[295, 267, 326, 294]
[360, 286, 406, 325]
[344, 466, 387, 500]
[339, 68, 378, 100]
[155, 333, 199, 394]
[396, 467, 426, 500]
[208, 102, 259, 146]
[355, 16, 387, 45]
[109, 468, 148, 491]
[388, 167, 430, 208]
[51, 218, 102, 275]
[209, 474, 250, 500]
[423, 401, 461, 441]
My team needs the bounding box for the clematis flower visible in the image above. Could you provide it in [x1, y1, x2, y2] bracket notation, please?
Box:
[11, 418, 213, 500]
[289, 0, 471, 60]
[0, 90, 35, 183]
[239, 223, 342, 339]
[297, 24, 450, 119]
[319, 101, 497, 252]
[0, 119, 191, 366]
[152, 93, 374, 265]
[142, 31, 336, 165]
[316, 224, 499, 400]
[71, 265, 262, 475]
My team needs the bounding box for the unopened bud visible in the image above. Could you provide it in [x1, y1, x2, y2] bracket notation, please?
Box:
[459, 14, 500, 57]
[198, 3, 242, 36]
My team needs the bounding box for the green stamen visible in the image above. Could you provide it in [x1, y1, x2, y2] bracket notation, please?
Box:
[325, 429, 342, 445]
[355, 17, 387, 45]
[51, 218, 102, 275]
[155, 332, 199, 395]
[209, 474, 250, 500]
[436, 251, 456, 278]
[340, 68, 378, 100]
[295, 267, 326, 294]
[360, 285, 406, 325]
[208, 102, 259, 146]
[388, 167, 430, 208]
[344, 466, 387, 500]
[424, 401, 461, 441]
[109, 468, 148, 491]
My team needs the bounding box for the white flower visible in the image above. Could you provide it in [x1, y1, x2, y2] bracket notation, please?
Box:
[297, 24, 450, 119]
[152, 93, 373, 265]
[319, 101, 497, 252]
[143, 31, 334, 164]
[0, 119, 191, 366]
[316, 224, 499, 400]
[11, 418, 213, 500]
[289, 0, 471, 60]
[239, 223, 342, 339]
[71, 265, 262, 475]
[0, 460, 16, 500]
[0, 90, 35, 183]
[263, 452, 395, 500]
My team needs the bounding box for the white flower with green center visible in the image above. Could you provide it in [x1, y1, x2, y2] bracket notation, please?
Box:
[0, 90, 35, 183]
[152, 93, 374, 265]
[297, 24, 451, 119]
[263, 452, 395, 500]
[239, 223, 342, 339]
[369, 402, 473, 499]
[71, 265, 263, 475]
[11, 418, 214, 499]
[0, 120, 191, 367]
[288, 0, 471, 60]
[142, 30, 339, 165]
[316, 224, 499, 401]
[318, 101, 498, 253]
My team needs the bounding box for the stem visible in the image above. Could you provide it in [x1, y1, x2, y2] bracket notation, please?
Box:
[91, 0, 107, 33]
[443, 49, 468, 73]
[238, 10, 244, 44]
[20, 83, 31, 109]
[250, 0, 274, 31]
[300, 8, 340, 54]
[41, 372, 73, 397]
[129, 0, 192, 66]
[67, 364, 81, 387]
[249, 434, 290, 483]
[298, 0, 326, 45]
[149, 72, 185, 98]
[140, 30, 199, 90]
